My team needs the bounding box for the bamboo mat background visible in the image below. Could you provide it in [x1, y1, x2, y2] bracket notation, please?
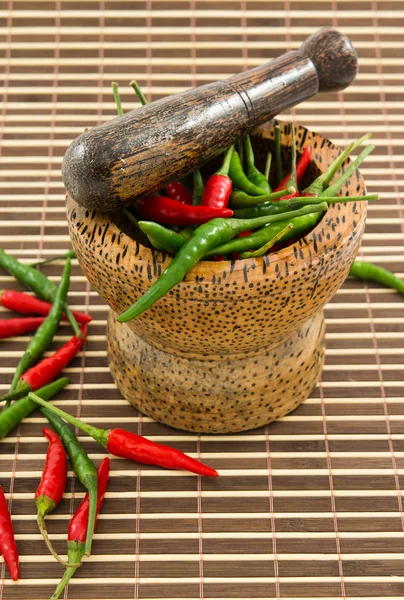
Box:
[1, 1, 404, 599]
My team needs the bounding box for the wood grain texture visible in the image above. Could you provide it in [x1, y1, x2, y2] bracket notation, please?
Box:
[66, 120, 367, 432]
[62, 28, 358, 213]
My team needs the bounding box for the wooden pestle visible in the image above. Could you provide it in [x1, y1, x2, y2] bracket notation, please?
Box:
[62, 28, 358, 213]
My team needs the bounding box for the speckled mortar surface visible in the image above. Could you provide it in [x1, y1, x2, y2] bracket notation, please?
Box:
[66, 119, 367, 432]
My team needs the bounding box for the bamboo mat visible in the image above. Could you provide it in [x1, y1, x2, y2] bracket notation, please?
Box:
[1, 1, 404, 599]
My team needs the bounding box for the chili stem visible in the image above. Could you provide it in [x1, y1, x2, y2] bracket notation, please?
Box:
[274, 125, 283, 184]
[289, 123, 297, 188]
[123, 208, 139, 228]
[29, 393, 108, 446]
[244, 135, 255, 169]
[239, 223, 294, 258]
[130, 79, 148, 106]
[29, 250, 76, 268]
[303, 133, 372, 195]
[322, 144, 375, 198]
[349, 260, 404, 295]
[322, 132, 371, 188]
[111, 82, 124, 117]
[50, 566, 78, 600]
[37, 511, 79, 568]
[264, 152, 272, 181]
[63, 305, 81, 338]
[217, 145, 235, 177]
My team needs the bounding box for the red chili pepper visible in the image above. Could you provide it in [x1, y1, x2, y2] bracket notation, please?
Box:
[136, 195, 233, 226]
[68, 457, 110, 544]
[276, 191, 299, 201]
[1, 325, 88, 404]
[274, 146, 311, 192]
[35, 429, 72, 567]
[211, 255, 225, 262]
[50, 458, 110, 600]
[106, 429, 218, 476]
[165, 181, 193, 205]
[0, 316, 45, 339]
[28, 394, 219, 478]
[0, 290, 92, 324]
[201, 145, 234, 209]
[0, 485, 19, 581]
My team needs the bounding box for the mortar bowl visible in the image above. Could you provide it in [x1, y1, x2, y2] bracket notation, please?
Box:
[66, 119, 367, 432]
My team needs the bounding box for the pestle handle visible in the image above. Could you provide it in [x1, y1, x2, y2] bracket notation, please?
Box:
[63, 28, 358, 212]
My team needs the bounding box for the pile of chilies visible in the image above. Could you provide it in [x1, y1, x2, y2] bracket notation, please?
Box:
[112, 81, 382, 323]
[0, 251, 218, 597]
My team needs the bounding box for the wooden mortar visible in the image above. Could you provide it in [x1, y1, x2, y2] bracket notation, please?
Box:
[66, 120, 367, 433]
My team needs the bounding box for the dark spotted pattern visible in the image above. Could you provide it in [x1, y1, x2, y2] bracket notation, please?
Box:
[107, 310, 326, 433]
[66, 120, 367, 431]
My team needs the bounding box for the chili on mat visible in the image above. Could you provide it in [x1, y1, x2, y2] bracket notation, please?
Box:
[50, 458, 110, 600]
[1, 324, 88, 404]
[0, 289, 91, 324]
[29, 249, 76, 268]
[0, 249, 81, 337]
[349, 260, 404, 295]
[7, 258, 72, 402]
[0, 378, 70, 441]
[29, 394, 219, 477]
[0, 317, 45, 340]
[35, 429, 75, 567]
[0, 485, 19, 581]
[40, 407, 98, 557]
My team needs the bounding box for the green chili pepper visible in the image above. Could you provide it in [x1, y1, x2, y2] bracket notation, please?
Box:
[7, 259, 72, 404]
[237, 138, 244, 166]
[139, 222, 184, 254]
[29, 249, 76, 268]
[41, 407, 98, 557]
[302, 133, 372, 196]
[111, 82, 124, 116]
[0, 378, 69, 440]
[321, 145, 375, 198]
[205, 208, 326, 258]
[264, 152, 272, 181]
[239, 223, 294, 258]
[117, 202, 327, 322]
[274, 125, 283, 185]
[230, 186, 295, 208]
[243, 135, 271, 193]
[192, 169, 204, 206]
[229, 149, 270, 197]
[349, 260, 404, 295]
[178, 226, 195, 241]
[0, 249, 80, 337]
[232, 193, 379, 219]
